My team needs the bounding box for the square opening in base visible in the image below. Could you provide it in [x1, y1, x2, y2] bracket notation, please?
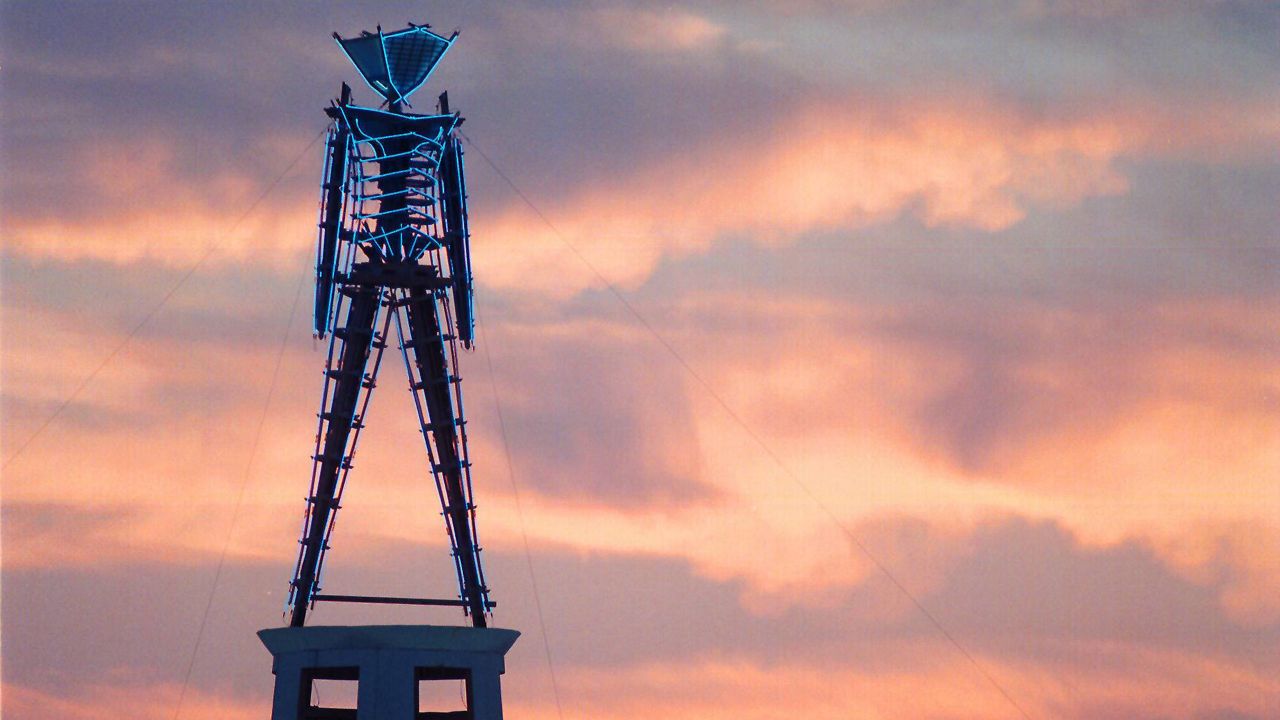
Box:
[417, 667, 471, 719]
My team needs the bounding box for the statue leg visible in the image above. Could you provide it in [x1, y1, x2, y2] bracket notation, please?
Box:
[396, 285, 490, 626]
[289, 282, 387, 627]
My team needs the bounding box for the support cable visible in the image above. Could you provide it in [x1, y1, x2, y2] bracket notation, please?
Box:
[477, 313, 566, 720]
[460, 132, 1034, 720]
[2, 127, 328, 472]
[171, 263, 310, 720]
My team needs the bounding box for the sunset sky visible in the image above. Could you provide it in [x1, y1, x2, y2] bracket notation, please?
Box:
[2, 1, 1278, 718]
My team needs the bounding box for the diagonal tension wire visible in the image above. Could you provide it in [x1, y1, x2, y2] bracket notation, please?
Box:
[171, 263, 309, 720]
[2, 127, 327, 472]
[460, 132, 1035, 720]
[477, 312, 566, 720]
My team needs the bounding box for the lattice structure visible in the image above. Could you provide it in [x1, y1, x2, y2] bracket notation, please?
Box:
[286, 24, 488, 628]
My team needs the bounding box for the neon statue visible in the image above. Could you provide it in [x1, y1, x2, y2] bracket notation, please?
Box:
[285, 23, 490, 628]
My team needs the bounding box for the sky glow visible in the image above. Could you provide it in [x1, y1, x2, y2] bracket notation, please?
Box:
[2, 2, 1278, 719]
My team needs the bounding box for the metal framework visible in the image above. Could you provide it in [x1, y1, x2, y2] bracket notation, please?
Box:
[286, 23, 490, 628]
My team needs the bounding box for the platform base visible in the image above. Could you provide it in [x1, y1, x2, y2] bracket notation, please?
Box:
[259, 625, 519, 720]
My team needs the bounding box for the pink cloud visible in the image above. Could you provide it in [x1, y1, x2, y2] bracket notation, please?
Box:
[5, 284, 1276, 623]
[2, 682, 260, 720]
[474, 100, 1139, 296]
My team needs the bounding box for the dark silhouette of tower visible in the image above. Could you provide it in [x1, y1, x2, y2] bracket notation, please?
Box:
[261, 24, 517, 720]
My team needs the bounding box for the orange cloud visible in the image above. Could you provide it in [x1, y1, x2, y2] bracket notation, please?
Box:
[6, 286, 1277, 625]
[473, 101, 1137, 296]
[665, 292, 1280, 615]
[0, 98, 1141, 283]
[542, 646, 1278, 720]
[2, 682, 260, 720]
[9, 644, 1276, 720]
[4, 135, 317, 267]
[8, 86, 1273, 306]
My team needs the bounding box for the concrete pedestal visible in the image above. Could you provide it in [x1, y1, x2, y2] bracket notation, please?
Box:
[259, 625, 519, 720]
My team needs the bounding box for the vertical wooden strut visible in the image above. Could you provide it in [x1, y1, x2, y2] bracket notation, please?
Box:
[290, 285, 381, 627]
[403, 286, 488, 626]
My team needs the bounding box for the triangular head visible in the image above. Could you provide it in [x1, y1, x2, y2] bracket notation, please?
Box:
[334, 24, 456, 105]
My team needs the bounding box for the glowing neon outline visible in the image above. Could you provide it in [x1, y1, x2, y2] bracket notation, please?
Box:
[385, 26, 456, 103]
[334, 34, 388, 102]
[330, 101, 456, 263]
[334, 25, 456, 104]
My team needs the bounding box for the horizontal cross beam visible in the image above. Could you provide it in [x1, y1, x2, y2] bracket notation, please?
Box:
[313, 593, 496, 609]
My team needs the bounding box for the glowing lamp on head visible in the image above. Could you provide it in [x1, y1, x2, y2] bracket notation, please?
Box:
[334, 24, 456, 105]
